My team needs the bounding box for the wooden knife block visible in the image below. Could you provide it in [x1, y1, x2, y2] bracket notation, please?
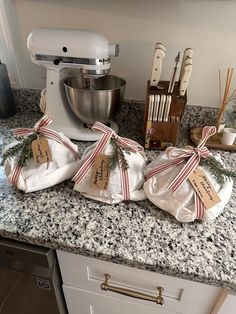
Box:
[144, 80, 187, 150]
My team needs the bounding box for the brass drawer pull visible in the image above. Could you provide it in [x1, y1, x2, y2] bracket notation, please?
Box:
[100, 273, 164, 305]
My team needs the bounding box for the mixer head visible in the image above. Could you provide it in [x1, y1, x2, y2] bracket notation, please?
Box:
[27, 28, 119, 77]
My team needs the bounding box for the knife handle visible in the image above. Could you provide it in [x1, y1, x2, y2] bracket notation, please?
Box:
[150, 47, 166, 87]
[180, 63, 192, 96]
[158, 95, 166, 122]
[153, 95, 160, 122]
[163, 95, 172, 122]
[179, 48, 193, 82]
[155, 43, 166, 52]
[148, 95, 154, 120]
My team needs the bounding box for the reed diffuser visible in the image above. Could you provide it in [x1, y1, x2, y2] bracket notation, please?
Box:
[216, 67, 235, 132]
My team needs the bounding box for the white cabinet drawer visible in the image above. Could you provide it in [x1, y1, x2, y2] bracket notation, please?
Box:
[63, 284, 180, 314]
[57, 251, 221, 314]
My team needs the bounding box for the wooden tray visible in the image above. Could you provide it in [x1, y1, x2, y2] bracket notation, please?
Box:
[191, 127, 236, 151]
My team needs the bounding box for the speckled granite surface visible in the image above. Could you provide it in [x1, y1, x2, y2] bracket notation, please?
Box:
[0, 88, 235, 291]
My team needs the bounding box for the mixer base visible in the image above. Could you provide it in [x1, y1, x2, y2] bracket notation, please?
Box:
[84, 121, 112, 129]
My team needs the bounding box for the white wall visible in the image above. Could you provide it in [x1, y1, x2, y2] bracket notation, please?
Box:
[3, 0, 236, 107]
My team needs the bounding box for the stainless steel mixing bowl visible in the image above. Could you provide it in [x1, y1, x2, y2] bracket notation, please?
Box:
[64, 75, 126, 125]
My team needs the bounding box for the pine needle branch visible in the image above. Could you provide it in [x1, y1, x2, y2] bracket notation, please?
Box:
[1, 134, 37, 167]
[109, 138, 131, 170]
[199, 156, 236, 186]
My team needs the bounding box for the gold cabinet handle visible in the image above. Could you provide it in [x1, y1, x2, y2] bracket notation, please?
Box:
[100, 273, 164, 305]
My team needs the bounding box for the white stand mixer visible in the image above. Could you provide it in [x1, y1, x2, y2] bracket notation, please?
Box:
[27, 28, 120, 141]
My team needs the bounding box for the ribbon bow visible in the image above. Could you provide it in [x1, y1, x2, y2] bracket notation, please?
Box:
[165, 126, 215, 191]
[10, 115, 80, 186]
[13, 115, 53, 137]
[146, 126, 216, 190]
[146, 126, 217, 219]
[13, 115, 80, 159]
[72, 121, 145, 200]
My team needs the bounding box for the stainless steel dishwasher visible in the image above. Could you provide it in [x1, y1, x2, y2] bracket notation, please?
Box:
[0, 237, 67, 314]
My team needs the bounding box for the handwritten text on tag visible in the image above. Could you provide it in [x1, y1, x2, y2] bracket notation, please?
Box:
[31, 137, 52, 164]
[90, 154, 111, 190]
[188, 167, 221, 209]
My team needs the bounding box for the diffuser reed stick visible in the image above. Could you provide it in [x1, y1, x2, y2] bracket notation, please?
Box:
[216, 67, 234, 131]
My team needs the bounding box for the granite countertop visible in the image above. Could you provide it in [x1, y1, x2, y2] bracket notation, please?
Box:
[0, 89, 236, 291]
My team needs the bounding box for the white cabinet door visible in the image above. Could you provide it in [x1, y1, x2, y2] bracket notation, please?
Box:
[63, 285, 181, 314]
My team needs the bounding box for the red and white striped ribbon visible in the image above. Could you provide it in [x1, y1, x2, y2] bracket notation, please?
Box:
[72, 121, 145, 200]
[195, 193, 204, 220]
[146, 126, 216, 189]
[10, 165, 22, 187]
[166, 126, 216, 191]
[146, 126, 216, 220]
[10, 115, 80, 186]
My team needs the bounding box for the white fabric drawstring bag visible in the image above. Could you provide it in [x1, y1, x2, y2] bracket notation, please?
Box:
[143, 126, 233, 222]
[73, 122, 147, 204]
[2, 116, 80, 192]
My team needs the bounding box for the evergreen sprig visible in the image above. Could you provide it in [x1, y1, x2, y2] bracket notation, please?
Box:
[1, 133, 37, 167]
[109, 138, 131, 170]
[199, 156, 236, 186]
